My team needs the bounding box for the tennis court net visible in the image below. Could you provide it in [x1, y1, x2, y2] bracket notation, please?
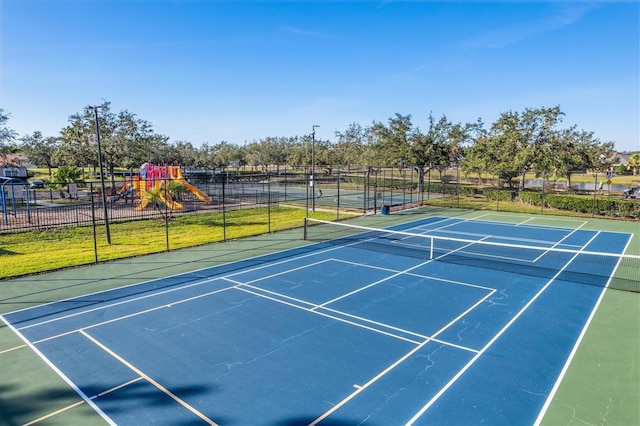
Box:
[303, 218, 640, 293]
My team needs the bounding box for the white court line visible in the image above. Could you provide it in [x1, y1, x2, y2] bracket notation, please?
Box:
[0, 316, 116, 426]
[3, 230, 358, 318]
[534, 234, 634, 425]
[518, 216, 590, 228]
[90, 376, 144, 399]
[22, 400, 87, 426]
[532, 221, 587, 262]
[519, 217, 537, 225]
[421, 228, 584, 248]
[17, 245, 348, 333]
[314, 233, 492, 310]
[30, 285, 236, 345]
[235, 286, 424, 345]
[0, 343, 27, 354]
[17, 276, 233, 331]
[330, 258, 495, 292]
[310, 282, 497, 426]
[319, 305, 483, 354]
[227, 258, 334, 286]
[221, 277, 318, 309]
[79, 330, 217, 426]
[225, 259, 492, 352]
[404, 230, 602, 425]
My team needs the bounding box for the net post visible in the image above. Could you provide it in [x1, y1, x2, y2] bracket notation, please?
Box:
[430, 236, 433, 260]
[303, 218, 308, 240]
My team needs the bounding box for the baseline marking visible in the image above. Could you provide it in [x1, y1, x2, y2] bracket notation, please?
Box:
[534, 234, 634, 425]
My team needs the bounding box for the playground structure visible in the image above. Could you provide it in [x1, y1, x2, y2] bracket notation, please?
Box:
[1, 177, 31, 225]
[113, 163, 211, 211]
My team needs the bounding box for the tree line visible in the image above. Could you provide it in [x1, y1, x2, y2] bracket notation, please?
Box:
[1, 103, 631, 190]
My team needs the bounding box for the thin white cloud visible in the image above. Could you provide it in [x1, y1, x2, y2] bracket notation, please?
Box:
[466, 3, 599, 49]
[279, 26, 326, 37]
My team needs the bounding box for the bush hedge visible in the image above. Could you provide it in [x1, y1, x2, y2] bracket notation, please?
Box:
[517, 190, 640, 218]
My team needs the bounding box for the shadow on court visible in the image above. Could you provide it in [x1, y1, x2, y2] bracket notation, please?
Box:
[0, 381, 219, 426]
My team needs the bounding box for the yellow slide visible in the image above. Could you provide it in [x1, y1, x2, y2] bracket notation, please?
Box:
[168, 166, 212, 202]
[179, 180, 210, 202]
[135, 180, 184, 211]
[133, 166, 211, 210]
[158, 190, 183, 210]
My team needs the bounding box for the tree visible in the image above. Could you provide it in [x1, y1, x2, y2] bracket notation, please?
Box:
[0, 108, 19, 166]
[471, 106, 564, 189]
[245, 137, 290, 172]
[370, 114, 413, 166]
[628, 153, 639, 175]
[409, 113, 457, 183]
[59, 103, 170, 181]
[20, 131, 59, 176]
[57, 113, 97, 176]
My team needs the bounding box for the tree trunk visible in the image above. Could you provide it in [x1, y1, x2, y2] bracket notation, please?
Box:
[519, 171, 526, 191]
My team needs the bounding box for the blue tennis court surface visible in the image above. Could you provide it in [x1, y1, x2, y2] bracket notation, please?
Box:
[2, 216, 632, 425]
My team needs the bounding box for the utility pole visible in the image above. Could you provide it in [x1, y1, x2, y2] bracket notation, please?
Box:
[86, 104, 111, 244]
[312, 125, 320, 212]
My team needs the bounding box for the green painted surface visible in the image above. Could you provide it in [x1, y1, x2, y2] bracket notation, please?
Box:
[1, 208, 637, 425]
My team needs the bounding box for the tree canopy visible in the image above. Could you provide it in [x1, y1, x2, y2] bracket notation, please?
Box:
[3, 103, 626, 184]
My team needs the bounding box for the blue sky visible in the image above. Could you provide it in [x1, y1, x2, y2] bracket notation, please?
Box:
[2, 0, 638, 151]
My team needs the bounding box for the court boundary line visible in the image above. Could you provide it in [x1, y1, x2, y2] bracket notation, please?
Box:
[19, 242, 490, 345]
[0, 214, 515, 321]
[79, 329, 217, 426]
[403, 230, 602, 425]
[2, 215, 630, 425]
[533, 234, 635, 425]
[308, 218, 636, 261]
[415, 227, 585, 248]
[29, 284, 237, 345]
[16, 275, 231, 331]
[476, 213, 590, 228]
[0, 316, 116, 426]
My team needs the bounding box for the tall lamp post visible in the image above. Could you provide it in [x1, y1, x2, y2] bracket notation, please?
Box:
[311, 125, 320, 212]
[86, 104, 111, 244]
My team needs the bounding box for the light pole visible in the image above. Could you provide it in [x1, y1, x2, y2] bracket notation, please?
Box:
[311, 125, 320, 212]
[86, 104, 111, 244]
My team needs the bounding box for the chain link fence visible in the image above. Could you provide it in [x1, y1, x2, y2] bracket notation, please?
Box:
[2, 166, 638, 236]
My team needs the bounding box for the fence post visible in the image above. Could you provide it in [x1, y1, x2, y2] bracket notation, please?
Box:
[222, 178, 227, 241]
[592, 172, 598, 218]
[496, 174, 500, 211]
[90, 182, 98, 263]
[336, 172, 340, 220]
[541, 171, 546, 214]
[164, 183, 170, 252]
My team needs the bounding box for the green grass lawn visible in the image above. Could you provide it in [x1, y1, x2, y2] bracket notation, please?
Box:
[0, 206, 336, 279]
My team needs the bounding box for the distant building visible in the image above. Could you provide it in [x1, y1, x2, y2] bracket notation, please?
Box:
[0, 154, 28, 179]
[614, 151, 630, 168]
